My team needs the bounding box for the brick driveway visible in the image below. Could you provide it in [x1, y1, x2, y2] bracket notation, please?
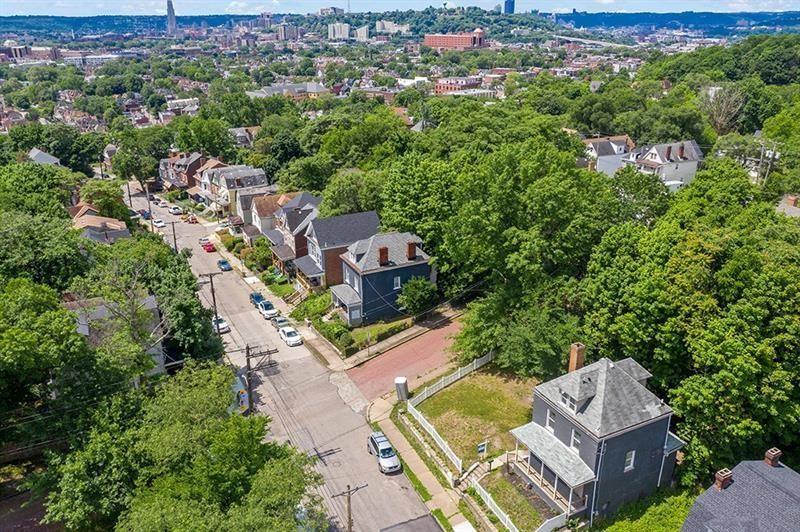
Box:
[347, 319, 462, 401]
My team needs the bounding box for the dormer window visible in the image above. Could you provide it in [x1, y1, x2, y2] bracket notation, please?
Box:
[560, 392, 577, 411]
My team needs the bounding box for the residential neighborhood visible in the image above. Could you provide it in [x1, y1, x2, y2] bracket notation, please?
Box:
[2, 3, 800, 532]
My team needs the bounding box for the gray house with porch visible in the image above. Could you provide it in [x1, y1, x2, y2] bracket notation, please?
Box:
[510, 343, 683, 525]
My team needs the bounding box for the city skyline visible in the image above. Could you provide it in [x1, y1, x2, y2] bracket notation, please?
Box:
[2, 0, 800, 17]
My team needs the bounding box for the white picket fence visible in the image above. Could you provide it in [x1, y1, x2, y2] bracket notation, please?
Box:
[406, 352, 494, 473]
[471, 479, 520, 532]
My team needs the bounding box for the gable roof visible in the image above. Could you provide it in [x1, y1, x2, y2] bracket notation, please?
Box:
[308, 211, 380, 249]
[536, 357, 671, 438]
[237, 185, 279, 211]
[683, 459, 800, 532]
[253, 192, 297, 218]
[630, 140, 704, 165]
[207, 165, 268, 189]
[197, 158, 227, 175]
[344, 231, 429, 273]
[28, 147, 60, 165]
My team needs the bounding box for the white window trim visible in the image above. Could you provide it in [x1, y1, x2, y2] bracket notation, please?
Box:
[624, 450, 636, 472]
[570, 429, 581, 453]
[393, 276, 401, 290]
[545, 409, 555, 433]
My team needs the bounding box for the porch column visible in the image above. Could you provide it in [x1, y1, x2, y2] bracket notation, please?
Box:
[539, 458, 545, 486]
[514, 441, 518, 463]
[553, 476, 559, 500]
[568, 487, 574, 514]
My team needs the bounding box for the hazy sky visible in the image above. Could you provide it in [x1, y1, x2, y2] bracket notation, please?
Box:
[1, 0, 798, 17]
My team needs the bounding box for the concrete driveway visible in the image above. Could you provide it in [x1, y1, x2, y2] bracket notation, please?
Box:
[127, 183, 438, 532]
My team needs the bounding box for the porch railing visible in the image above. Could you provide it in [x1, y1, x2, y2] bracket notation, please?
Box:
[513, 453, 587, 515]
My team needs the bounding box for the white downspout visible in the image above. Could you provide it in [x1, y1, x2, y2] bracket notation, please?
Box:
[590, 439, 606, 528]
[657, 415, 672, 488]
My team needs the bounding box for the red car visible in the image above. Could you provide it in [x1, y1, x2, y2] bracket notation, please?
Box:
[202, 242, 216, 252]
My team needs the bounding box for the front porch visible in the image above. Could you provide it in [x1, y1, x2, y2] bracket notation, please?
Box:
[293, 255, 325, 293]
[510, 422, 594, 517]
[330, 283, 363, 327]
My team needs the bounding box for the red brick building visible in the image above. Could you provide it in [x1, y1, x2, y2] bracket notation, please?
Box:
[423, 28, 486, 51]
[434, 76, 482, 95]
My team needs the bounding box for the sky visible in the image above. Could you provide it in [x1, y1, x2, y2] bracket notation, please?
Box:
[1, 0, 799, 17]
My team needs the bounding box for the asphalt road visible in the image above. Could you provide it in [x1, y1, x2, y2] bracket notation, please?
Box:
[127, 184, 438, 532]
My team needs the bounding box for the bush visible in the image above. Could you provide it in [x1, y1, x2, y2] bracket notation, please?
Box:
[397, 277, 438, 316]
[164, 189, 186, 202]
[313, 316, 356, 356]
[289, 291, 331, 320]
[232, 241, 245, 255]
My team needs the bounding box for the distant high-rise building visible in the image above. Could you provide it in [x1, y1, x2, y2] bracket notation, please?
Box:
[277, 23, 299, 41]
[354, 25, 369, 42]
[504, 0, 515, 14]
[328, 22, 351, 41]
[318, 7, 344, 16]
[166, 0, 177, 36]
[375, 20, 411, 35]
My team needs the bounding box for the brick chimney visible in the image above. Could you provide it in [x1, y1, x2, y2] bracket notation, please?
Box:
[765, 447, 782, 467]
[407, 241, 417, 260]
[378, 246, 389, 266]
[568, 343, 585, 372]
[679, 143, 685, 159]
[715, 468, 733, 491]
[665, 146, 672, 161]
[788, 195, 797, 207]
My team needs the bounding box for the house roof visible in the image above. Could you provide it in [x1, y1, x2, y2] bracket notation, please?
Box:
[253, 192, 297, 218]
[68, 201, 99, 219]
[207, 166, 268, 189]
[72, 215, 127, 231]
[28, 147, 60, 165]
[270, 243, 295, 261]
[682, 459, 800, 532]
[294, 254, 324, 278]
[536, 358, 671, 439]
[241, 224, 262, 237]
[511, 422, 596, 487]
[308, 211, 380, 249]
[330, 282, 362, 306]
[614, 357, 652, 382]
[237, 185, 279, 212]
[197, 158, 227, 175]
[263, 229, 284, 246]
[630, 140, 704, 164]
[344, 232, 429, 273]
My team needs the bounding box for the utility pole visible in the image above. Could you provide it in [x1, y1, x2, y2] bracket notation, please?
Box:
[199, 272, 222, 329]
[145, 183, 154, 232]
[125, 181, 133, 207]
[245, 344, 253, 414]
[169, 221, 178, 252]
[243, 344, 278, 415]
[333, 484, 366, 532]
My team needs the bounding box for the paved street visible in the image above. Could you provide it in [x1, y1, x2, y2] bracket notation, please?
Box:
[127, 184, 438, 532]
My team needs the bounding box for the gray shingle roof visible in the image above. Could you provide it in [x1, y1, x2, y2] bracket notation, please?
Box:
[614, 357, 652, 382]
[294, 254, 323, 277]
[330, 283, 362, 306]
[28, 148, 60, 165]
[308, 211, 380, 249]
[207, 166, 268, 189]
[536, 358, 671, 438]
[344, 232, 429, 273]
[683, 460, 800, 532]
[511, 422, 596, 487]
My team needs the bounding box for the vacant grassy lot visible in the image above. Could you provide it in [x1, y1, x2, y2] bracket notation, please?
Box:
[590, 487, 698, 532]
[481, 469, 543, 530]
[417, 368, 535, 464]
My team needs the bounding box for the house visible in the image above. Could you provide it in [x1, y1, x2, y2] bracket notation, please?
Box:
[246, 82, 330, 101]
[28, 147, 61, 166]
[509, 344, 684, 525]
[264, 192, 322, 276]
[202, 165, 269, 216]
[583, 135, 635, 176]
[682, 448, 800, 532]
[330, 232, 433, 326]
[295, 211, 380, 292]
[622, 140, 704, 191]
[235, 184, 279, 225]
[251, 192, 297, 235]
[163, 152, 205, 190]
[72, 214, 131, 244]
[102, 143, 117, 165]
[195, 158, 228, 204]
[228, 126, 262, 148]
[63, 294, 165, 376]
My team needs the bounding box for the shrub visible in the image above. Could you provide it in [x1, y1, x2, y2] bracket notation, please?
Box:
[397, 277, 438, 316]
[289, 291, 331, 320]
[312, 317, 356, 356]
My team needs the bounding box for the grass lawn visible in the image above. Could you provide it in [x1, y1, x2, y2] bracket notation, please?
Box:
[267, 281, 294, 299]
[351, 318, 412, 348]
[431, 508, 454, 531]
[590, 487, 698, 532]
[481, 469, 543, 530]
[417, 368, 535, 464]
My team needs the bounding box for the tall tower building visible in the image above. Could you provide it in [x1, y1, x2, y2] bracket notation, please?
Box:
[504, 0, 515, 14]
[166, 0, 177, 36]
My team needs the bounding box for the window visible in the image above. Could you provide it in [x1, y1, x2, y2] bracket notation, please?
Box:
[345, 269, 350, 284]
[545, 409, 555, 432]
[393, 276, 401, 290]
[560, 392, 576, 411]
[624, 450, 636, 472]
[570, 429, 581, 452]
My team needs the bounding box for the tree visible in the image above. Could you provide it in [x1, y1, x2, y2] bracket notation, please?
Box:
[396, 276, 438, 316]
[80, 179, 131, 223]
[175, 117, 236, 161]
[278, 153, 335, 193]
[698, 85, 745, 135]
[319, 168, 384, 217]
[0, 162, 78, 218]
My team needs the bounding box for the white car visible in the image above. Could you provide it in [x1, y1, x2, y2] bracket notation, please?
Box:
[198, 236, 211, 246]
[258, 300, 280, 319]
[168, 205, 183, 215]
[279, 326, 302, 347]
[158, 200, 168, 208]
[367, 432, 402, 474]
[152, 219, 166, 228]
[212, 316, 230, 334]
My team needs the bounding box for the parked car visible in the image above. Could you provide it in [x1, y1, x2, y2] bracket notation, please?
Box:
[158, 200, 168, 208]
[271, 316, 290, 330]
[198, 236, 211, 245]
[258, 300, 280, 319]
[138, 209, 152, 220]
[168, 205, 183, 215]
[250, 292, 266, 307]
[186, 214, 197, 224]
[203, 243, 216, 252]
[278, 326, 302, 347]
[128, 209, 140, 220]
[153, 219, 166, 228]
[218, 220, 230, 229]
[367, 432, 401, 474]
[217, 259, 233, 271]
[212, 316, 230, 334]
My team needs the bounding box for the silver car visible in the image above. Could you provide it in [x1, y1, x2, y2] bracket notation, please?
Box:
[367, 432, 401, 474]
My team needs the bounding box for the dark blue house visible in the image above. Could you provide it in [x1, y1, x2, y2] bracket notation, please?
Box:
[329, 232, 433, 326]
[510, 343, 684, 525]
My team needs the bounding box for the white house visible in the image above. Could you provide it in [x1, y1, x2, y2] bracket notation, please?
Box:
[622, 140, 704, 191]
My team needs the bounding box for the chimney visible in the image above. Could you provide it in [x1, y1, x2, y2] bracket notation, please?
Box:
[378, 246, 389, 266]
[407, 241, 416, 260]
[788, 195, 797, 207]
[665, 145, 672, 161]
[765, 447, 782, 467]
[714, 468, 733, 491]
[568, 343, 585, 372]
[679, 143, 685, 159]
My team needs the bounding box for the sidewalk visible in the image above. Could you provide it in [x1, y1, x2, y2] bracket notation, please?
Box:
[370, 398, 475, 532]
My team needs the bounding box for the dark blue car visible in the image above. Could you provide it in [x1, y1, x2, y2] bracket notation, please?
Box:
[217, 259, 233, 271]
[138, 209, 152, 220]
[249, 292, 265, 307]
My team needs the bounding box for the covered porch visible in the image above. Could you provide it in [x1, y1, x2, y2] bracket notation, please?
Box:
[294, 255, 325, 293]
[330, 284, 362, 326]
[510, 422, 595, 517]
